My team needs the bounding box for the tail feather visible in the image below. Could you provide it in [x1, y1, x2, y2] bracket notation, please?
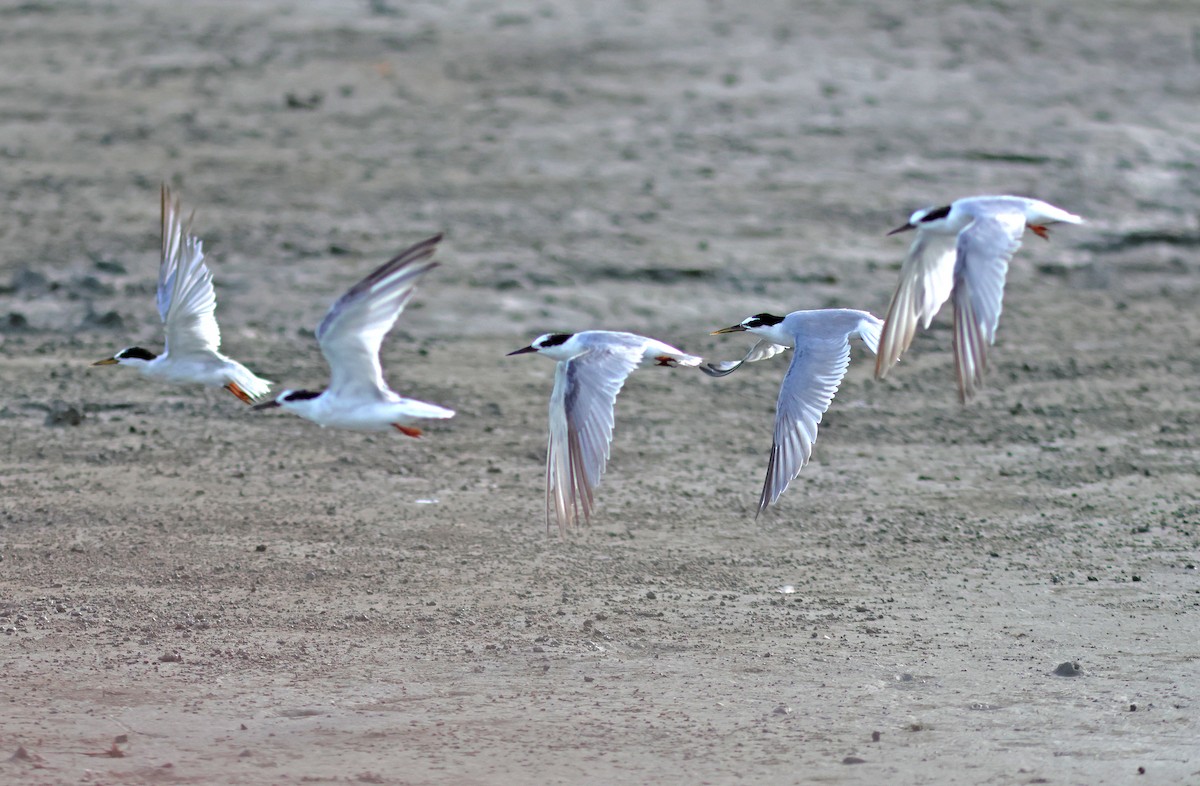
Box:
[653, 350, 703, 368]
[1031, 201, 1084, 226]
[402, 399, 456, 420]
[231, 367, 273, 402]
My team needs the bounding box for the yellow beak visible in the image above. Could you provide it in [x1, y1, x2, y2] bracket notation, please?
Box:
[711, 325, 747, 335]
[92, 357, 119, 366]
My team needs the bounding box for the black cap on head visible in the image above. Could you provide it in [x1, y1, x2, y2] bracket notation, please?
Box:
[920, 204, 952, 223]
[746, 313, 785, 327]
[118, 347, 158, 361]
[281, 390, 323, 402]
[538, 333, 573, 347]
[508, 332, 575, 355]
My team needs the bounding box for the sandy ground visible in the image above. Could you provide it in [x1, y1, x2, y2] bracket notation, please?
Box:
[1, 1, 1198, 783]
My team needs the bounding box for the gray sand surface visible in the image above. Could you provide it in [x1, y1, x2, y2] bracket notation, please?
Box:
[1, 1, 1197, 783]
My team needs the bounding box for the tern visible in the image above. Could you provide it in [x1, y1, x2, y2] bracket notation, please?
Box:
[92, 186, 272, 404]
[508, 331, 702, 533]
[875, 195, 1083, 401]
[251, 235, 455, 435]
[708, 309, 882, 515]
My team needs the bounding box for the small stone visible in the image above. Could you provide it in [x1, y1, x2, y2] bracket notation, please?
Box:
[1053, 661, 1082, 677]
[255, 544, 266, 552]
[284, 91, 323, 110]
[92, 257, 127, 275]
[158, 652, 183, 663]
[0, 313, 29, 332]
[44, 401, 84, 427]
[842, 756, 866, 765]
[871, 731, 881, 742]
[645, 591, 656, 600]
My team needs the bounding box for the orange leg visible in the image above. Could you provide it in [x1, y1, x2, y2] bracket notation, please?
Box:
[224, 382, 253, 404]
[393, 424, 423, 438]
[654, 355, 678, 367]
[1029, 224, 1050, 240]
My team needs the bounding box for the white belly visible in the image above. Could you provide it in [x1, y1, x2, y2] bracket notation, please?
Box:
[303, 396, 454, 432]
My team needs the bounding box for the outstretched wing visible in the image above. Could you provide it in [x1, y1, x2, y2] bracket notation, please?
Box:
[158, 186, 222, 359]
[701, 339, 789, 377]
[951, 210, 1024, 402]
[760, 336, 852, 515]
[316, 235, 442, 399]
[875, 231, 957, 379]
[546, 345, 643, 533]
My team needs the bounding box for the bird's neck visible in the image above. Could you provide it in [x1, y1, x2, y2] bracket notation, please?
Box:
[750, 325, 793, 348]
[541, 343, 584, 362]
[287, 396, 328, 418]
[931, 207, 972, 234]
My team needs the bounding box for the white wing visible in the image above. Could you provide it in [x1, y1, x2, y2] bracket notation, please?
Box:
[875, 231, 957, 379]
[158, 186, 221, 359]
[951, 210, 1024, 402]
[316, 235, 442, 399]
[760, 336, 851, 515]
[701, 339, 789, 377]
[546, 345, 642, 533]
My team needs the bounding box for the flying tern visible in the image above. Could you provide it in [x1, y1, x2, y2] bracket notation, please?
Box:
[92, 186, 272, 404]
[252, 235, 455, 435]
[708, 309, 882, 515]
[875, 195, 1083, 401]
[508, 330, 702, 533]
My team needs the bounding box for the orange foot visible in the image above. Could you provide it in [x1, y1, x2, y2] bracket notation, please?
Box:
[224, 382, 254, 404]
[393, 424, 423, 438]
[655, 355, 678, 367]
[1029, 224, 1050, 240]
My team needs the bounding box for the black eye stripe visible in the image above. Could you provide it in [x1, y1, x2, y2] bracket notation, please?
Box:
[539, 333, 573, 347]
[118, 347, 158, 361]
[283, 390, 323, 402]
[920, 205, 951, 222]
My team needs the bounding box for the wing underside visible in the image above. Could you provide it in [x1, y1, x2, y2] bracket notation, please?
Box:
[316, 235, 443, 399]
[760, 337, 851, 514]
[545, 346, 642, 533]
[158, 186, 222, 358]
[875, 232, 956, 379]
